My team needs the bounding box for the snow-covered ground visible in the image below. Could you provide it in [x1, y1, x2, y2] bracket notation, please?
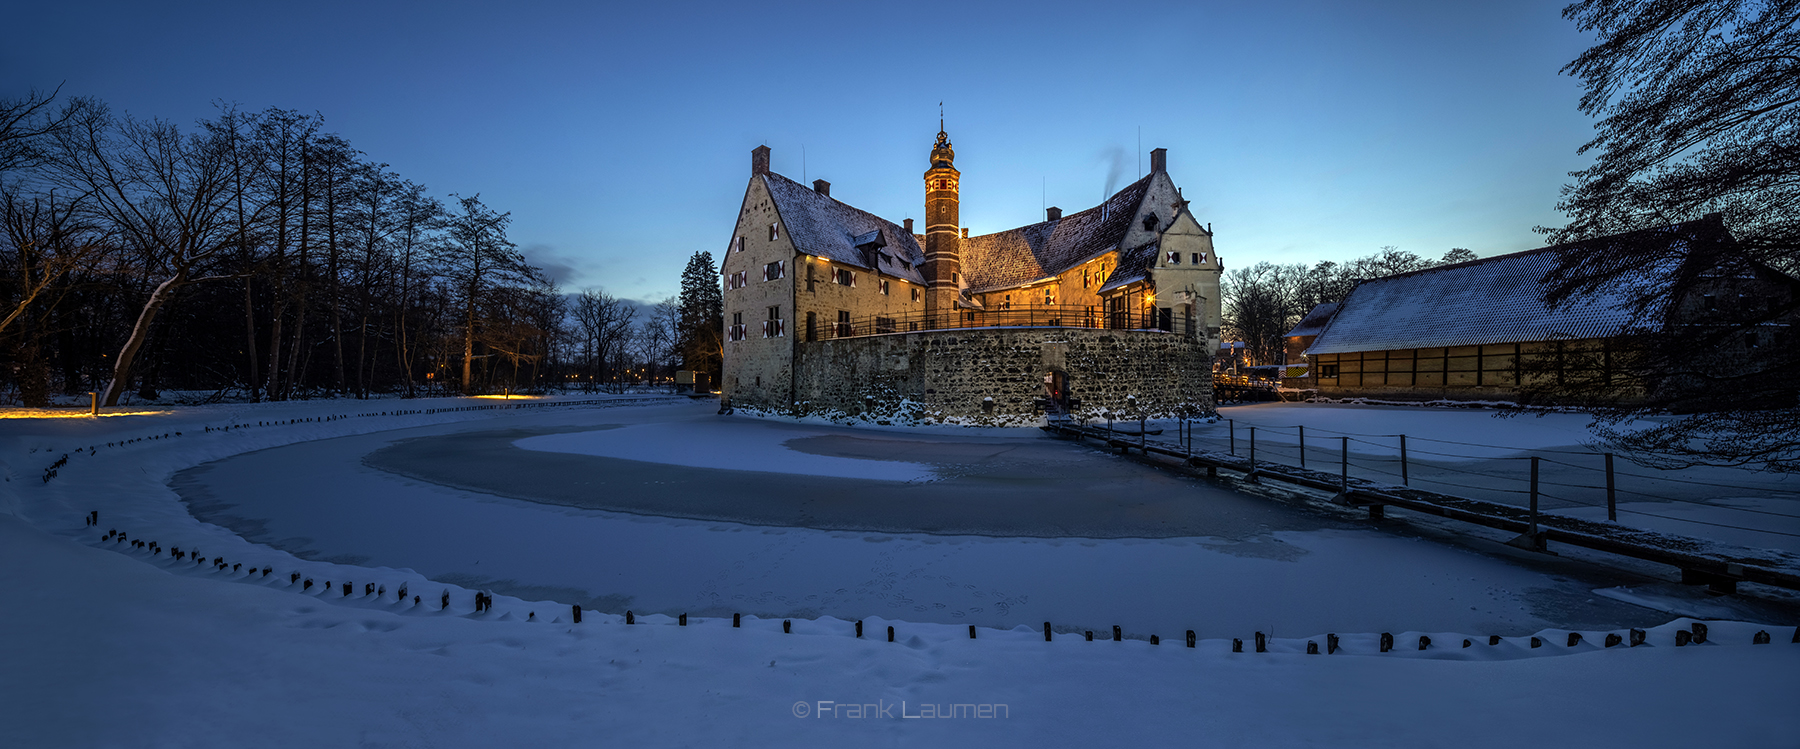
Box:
[3, 395, 1798, 747]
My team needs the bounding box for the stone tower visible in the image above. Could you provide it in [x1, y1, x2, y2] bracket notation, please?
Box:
[921, 126, 961, 319]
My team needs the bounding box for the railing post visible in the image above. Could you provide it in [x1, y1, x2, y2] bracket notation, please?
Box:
[1229, 419, 1235, 455]
[1341, 436, 1349, 492]
[1248, 427, 1256, 467]
[1400, 435, 1408, 486]
[1605, 453, 1616, 522]
[1298, 425, 1306, 469]
[1529, 456, 1540, 536]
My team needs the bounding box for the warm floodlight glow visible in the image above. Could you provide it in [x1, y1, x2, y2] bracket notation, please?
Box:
[0, 409, 169, 419]
[470, 394, 544, 400]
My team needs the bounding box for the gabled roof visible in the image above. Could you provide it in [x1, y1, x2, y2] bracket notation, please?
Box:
[762, 173, 927, 285]
[1305, 243, 1660, 355]
[1095, 240, 1160, 293]
[961, 175, 1153, 293]
[1285, 303, 1339, 338]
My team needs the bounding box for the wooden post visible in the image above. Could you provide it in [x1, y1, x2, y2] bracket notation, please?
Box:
[1630, 628, 1646, 647]
[1151, 635, 1159, 645]
[1753, 630, 1771, 644]
[1341, 437, 1349, 492]
[572, 605, 582, 623]
[1113, 625, 1122, 642]
[1675, 630, 1691, 646]
[1186, 630, 1196, 648]
[783, 619, 791, 633]
[1400, 435, 1408, 486]
[1379, 632, 1393, 652]
[1605, 453, 1616, 522]
[1566, 632, 1580, 647]
[1229, 420, 1235, 454]
[1530, 637, 1542, 648]
[1327, 633, 1339, 654]
[1043, 622, 1052, 642]
[854, 619, 861, 637]
[1232, 638, 1243, 652]
[1298, 425, 1306, 469]
[969, 625, 977, 639]
[1084, 630, 1093, 641]
[1489, 635, 1501, 646]
[1605, 633, 1622, 647]
[1254, 631, 1266, 653]
[1418, 635, 1430, 650]
[888, 626, 895, 642]
[1691, 622, 1708, 644]
[1306, 641, 1319, 654]
[1529, 456, 1540, 537]
[626, 610, 634, 625]
[734, 613, 742, 628]
[679, 613, 688, 626]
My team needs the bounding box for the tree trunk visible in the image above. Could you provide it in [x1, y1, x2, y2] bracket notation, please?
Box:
[102, 271, 184, 407]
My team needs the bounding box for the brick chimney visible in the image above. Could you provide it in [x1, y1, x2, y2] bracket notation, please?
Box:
[1150, 147, 1167, 175]
[903, 218, 913, 233]
[1046, 206, 1061, 221]
[751, 146, 770, 176]
[813, 179, 830, 196]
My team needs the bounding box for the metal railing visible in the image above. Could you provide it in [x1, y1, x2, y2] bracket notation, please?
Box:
[805, 304, 1197, 342]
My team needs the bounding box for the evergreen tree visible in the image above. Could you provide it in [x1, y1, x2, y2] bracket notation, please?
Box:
[676, 251, 723, 390]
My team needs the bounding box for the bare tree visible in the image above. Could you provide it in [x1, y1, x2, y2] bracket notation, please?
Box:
[439, 193, 531, 394]
[43, 103, 239, 406]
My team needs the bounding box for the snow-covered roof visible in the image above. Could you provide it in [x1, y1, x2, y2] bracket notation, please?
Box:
[961, 175, 1153, 293]
[763, 173, 927, 285]
[1306, 249, 1642, 355]
[1286, 303, 1340, 339]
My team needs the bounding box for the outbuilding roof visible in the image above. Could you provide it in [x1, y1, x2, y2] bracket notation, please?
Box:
[1305, 247, 1646, 355]
[1285, 303, 1340, 338]
[763, 173, 927, 285]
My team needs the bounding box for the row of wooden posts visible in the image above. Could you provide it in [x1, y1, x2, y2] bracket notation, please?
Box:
[94, 514, 1798, 652]
[1203, 420, 1624, 522]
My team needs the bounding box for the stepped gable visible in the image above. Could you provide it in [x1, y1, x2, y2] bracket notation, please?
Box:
[762, 172, 927, 285]
[960, 175, 1153, 293]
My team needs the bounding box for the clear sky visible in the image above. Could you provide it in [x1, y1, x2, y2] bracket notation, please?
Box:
[2, 0, 1598, 305]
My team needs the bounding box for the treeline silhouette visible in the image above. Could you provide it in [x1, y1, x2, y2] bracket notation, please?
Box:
[1, 90, 676, 406]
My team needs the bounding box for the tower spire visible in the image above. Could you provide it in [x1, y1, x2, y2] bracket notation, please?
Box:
[922, 118, 961, 319]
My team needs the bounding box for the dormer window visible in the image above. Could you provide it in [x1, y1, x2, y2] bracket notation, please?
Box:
[1143, 214, 1158, 231]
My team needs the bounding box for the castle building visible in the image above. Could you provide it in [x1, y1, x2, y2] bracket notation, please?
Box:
[720, 128, 1223, 424]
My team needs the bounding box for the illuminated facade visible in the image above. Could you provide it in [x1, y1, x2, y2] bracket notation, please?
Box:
[720, 129, 1222, 423]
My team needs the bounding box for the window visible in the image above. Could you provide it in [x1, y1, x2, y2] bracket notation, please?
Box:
[762, 260, 785, 281]
[727, 270, 748, 290]
[1167, 251, 1181, 265]
[1195, 253, 1206, 264]
[762, 305, 784, 338]
[836, 310, 852, 337]
[1319, 364, 1340, 378]
[1000, 294, 1011, 310]
[1043, 288, 1054, 306]
[834, 268, 856, 287]
[1082, 269, 1091, 288]
[732, 236, 744, 253]
[768, 223, 779, 241]
[952, 272, 959, 284]
[879, 279, 890, 295]
[911, 287, 920, 301]
[1191, 253, 1200, 265]
[729, 312, 746, 341]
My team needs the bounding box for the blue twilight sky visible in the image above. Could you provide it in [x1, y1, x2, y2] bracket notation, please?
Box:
[2, 0, 1598, 305]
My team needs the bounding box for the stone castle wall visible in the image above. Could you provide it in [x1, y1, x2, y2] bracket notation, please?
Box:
[780, 328, 1213, 425]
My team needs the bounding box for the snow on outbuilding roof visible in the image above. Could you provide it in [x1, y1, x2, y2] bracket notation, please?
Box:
[1285, 303, 1340, 338]
[961, 175, 1153, 293]
[762, 173, 927, 285]
[1305, 249, 1642, 355]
